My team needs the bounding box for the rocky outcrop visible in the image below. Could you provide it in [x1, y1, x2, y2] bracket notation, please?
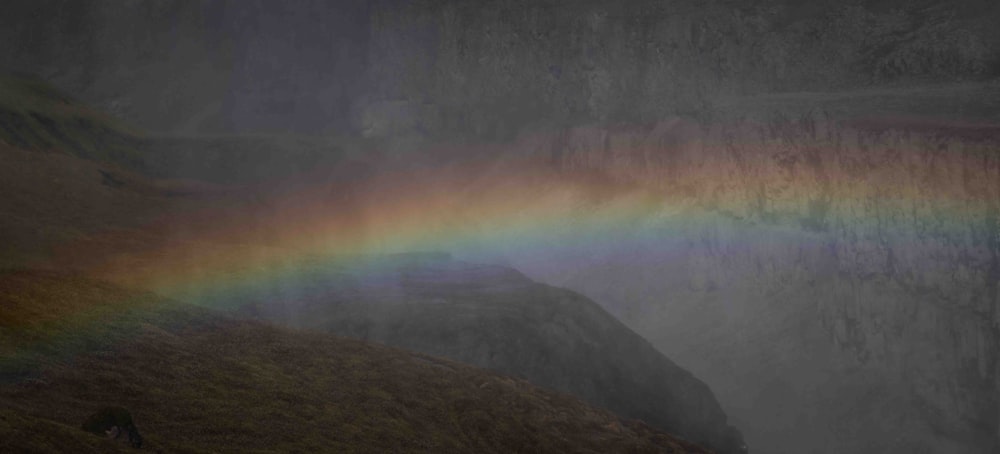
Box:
[239, 253, 747, 454]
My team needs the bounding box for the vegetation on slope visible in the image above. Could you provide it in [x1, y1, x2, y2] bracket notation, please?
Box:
[0, 408, 136, 454]
[0, 270, 709, 453]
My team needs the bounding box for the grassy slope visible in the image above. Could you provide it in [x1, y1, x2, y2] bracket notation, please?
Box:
[0, 408, 135, 454]
[0, 141, 235, 270]
[0, 270, 708, 453]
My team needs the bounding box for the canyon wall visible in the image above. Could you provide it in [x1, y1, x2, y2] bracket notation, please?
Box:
[482, 117, 1000, 453]
[360, 0, 1000, 139]
[352, 5, 1000, 450]
[2, 0, 998, 135]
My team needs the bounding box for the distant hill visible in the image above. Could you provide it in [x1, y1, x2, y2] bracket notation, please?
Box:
[0, 73, 145, 170]
[0, 73, 364, 188]
[0, 270, 710, 453]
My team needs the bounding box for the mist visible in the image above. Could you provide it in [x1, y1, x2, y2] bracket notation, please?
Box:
[1, 1, 999, 453]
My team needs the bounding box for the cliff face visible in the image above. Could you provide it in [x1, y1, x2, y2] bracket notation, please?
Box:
[483, 117, 1000, 453]
[352, 6, 1000, 445]
[0, 0, 370, 134]
[358, 0, 1000, 139]
[2, 0, 998, 135]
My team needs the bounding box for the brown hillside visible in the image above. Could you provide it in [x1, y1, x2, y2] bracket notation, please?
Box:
[0, 270, 710, 453]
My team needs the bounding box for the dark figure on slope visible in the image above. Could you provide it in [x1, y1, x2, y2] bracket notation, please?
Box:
[81, 406, 143, 449]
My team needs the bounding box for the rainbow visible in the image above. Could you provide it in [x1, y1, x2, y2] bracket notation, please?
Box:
[43, 120, 1000, 313]
[66, 122, 1000, 305]
[4, 119, 998, 377]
